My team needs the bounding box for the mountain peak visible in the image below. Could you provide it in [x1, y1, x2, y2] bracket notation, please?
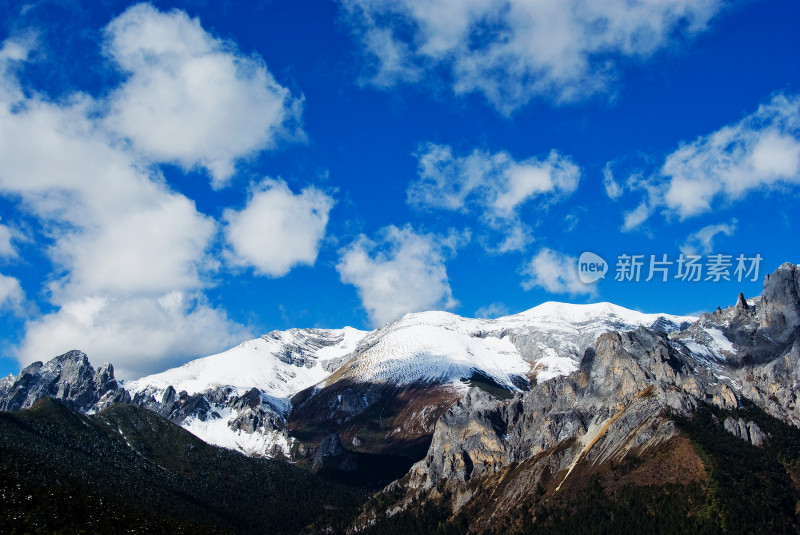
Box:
[0, 349, 129, 413]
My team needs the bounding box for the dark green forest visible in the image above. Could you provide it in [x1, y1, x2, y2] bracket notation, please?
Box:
[0, 399, 365, 534]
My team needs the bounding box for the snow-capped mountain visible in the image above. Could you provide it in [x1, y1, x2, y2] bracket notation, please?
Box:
[5, 262, 800, 533]
[355, 263, 800, 531]
[319, 302, 696, 393]
[125, 326, 367, 400]
[286, 302, 698, 460]
[123, 327, 367, 456]
[0, 301, 699, 459]
[0, 350, 129, 413]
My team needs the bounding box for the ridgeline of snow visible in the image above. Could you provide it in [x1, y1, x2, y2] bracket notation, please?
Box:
[125, 327, 368, 398]
[324, 302, 698, 390]
[122, 302, 700, 457]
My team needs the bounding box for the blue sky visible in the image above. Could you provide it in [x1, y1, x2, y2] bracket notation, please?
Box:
[0, 0, 798, 379]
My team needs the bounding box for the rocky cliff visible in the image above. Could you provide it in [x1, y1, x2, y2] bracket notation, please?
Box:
[0, 350, 129, 413]
[354, 262, 800, 532]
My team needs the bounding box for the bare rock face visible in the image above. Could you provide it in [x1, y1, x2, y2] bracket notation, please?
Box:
[368, 262, 800, 525]
[760, 262, 800, 343]
[739, 338, 800, 426]
[722, 264, 800, 425]
[131, 383, 291, 447]
[408, 389, 508, 490]
[313, 433, 344, 466]
[404, 324, 736, 509]
[0, 350, 130, 413]
[736, 292, 749, 310]
[723, 417, 767, 446]
[228, 388, 285, 434]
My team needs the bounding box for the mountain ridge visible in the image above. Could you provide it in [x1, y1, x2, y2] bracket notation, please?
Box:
[3, 262, 800, 533]
[2, 299, 697, 460]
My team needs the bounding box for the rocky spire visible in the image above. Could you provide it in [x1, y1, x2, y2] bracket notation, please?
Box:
[0, 350, 130, 412]
[759, 262, 800, 342]
[736, 292, 749, 310]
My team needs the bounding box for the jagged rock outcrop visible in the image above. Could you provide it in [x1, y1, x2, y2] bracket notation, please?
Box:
[359, 262, 800, 529]
[736, 292, 749, 310]
[228, 388, 285, 434]
[132, 385, 217, 423]
[721, 263, 800, 426]
[130, 383, 292, 457]
[309, 432, 358, 472]
[0, 350, 130, 413]
[404, 325, 736, 503]
[760, 262, 800, 341]
[723, 417, 767, 446]
[314, 433, 344, 465]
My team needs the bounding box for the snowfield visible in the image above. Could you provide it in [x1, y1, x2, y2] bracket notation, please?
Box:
[324, 302, 698, 390]
[125, 326, 367, 398]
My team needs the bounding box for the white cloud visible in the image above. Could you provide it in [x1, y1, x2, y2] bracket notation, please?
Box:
[0, 38, 30, 63]
[0, 27, 252, 376]
[662, 94, 800, 219]
[521, 248, 595, 296]
[680, 219, 737, 256]
[223, 179, 335, 277]
[563, 213, 580, 233]
[336, 225, 460, 327]
[602, 162, 623, 200]
[0, 273, 24, 314]
[475, 302, 509, 319]
[609, 93, 800, 230]
[17, 292, 250, 379]
[621, 202, 652, 232]
[0, 223, 18, 258]
[342, 0, 720, 114]
[0, 88, 216, 302]
[104, 3, 304, 188]
[408, 143, 580, 251]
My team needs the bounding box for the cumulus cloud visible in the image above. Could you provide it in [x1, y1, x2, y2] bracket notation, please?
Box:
[17, 292, 249, 379]
[336, 225, 460, 327]
[521, 248, 595, 296]
[608, 93, 800, 230]
[0, 273, 25, 314]
[0, 89, 241, 376]
[0, 84, 216, 302]
[223, 179, 335, 277]
[662, 94, 800, 219]
[408, 143, 580, 252]
[341, 0, 720, 114]
[680, 219, 737, 256]
[104, 3, 304, 188]
[0, 16, 270, 376]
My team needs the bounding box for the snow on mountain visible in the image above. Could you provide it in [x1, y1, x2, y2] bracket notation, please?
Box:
[119, 301, 699, 457]
[324, 302, 698, 390]
[327, 311, 530, 389]
[181, 406, 293, 457]
[492, 301, 697, 381]
[499, 301, 694, 327]
[679, 326, 736, 365]
[126, 327, 367, 399]
[121, 327, 367, 458]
